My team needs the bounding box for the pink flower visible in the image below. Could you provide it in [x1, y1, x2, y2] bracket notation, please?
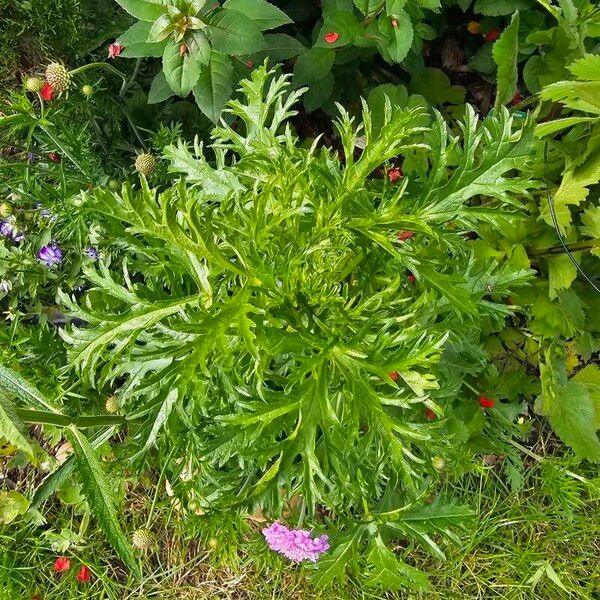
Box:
[407, 273, 416, 285]
[425, 407, 436, 421]
[324, 32, 339, 44]
[388, 167, 402, 183]
[108, 42, 124, 58]
[262, 522, 329, 562]
[41, 82, 54, 101]
[76, 565, 91, 583]
[389, 371, 399, 381]
[53, 556, 70, 573]
[479, 396, 495, 408]
[396, 230, 414, 242]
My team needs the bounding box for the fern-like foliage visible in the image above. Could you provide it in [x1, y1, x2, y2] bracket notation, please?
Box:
[59, 65, 535, 588]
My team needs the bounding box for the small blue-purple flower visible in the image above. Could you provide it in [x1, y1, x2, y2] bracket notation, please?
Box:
[85, 246, 99, 260]
[0, 218, 25, 243]
[27, 152, 37, 164]
[38, 243, 62, 267]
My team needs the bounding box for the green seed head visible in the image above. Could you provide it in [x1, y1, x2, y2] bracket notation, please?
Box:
[0, 203, 12, 218]
[105, 395, 119, 414]
[108, 180, 120, 191]
[25, 76, 44, 93]
[432, 457, 445, 471]
[81, 84, 94, 97]
[45, 62, 71, 92]
[135, 153, 157, 176]
[132, 528, 156, 551]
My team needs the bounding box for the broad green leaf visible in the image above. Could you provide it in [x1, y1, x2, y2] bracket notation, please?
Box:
[148, 14, 175, 42]
[0, 396, 36, 463]
[114, 0, 168, 21]
[0, 491, 29, 524]
[386, 0, 408, 12]
[409, 67, 465, 105]
[316, 10, 363, 48]
[148, 70, 175, 104]
[493, 11, 520, 109]
[294, 47, 335, 85]
[379, 10, 413, 64]
[581, 206, 600, 239]
[117, 20, 152, 45]
[67, 426, 140, 576]
[206, 9, 264, 55]
[303, 72, 334, 112]
[253, 33, 305, 61]
[120, 40, 167, 58]
[366, 536, 430, 591]
[474, 0, 532, 16]
[162, 41, 202, 96]
[0, 364, 59, 413]
[354, 0, 385, 15]
[573, 365, 600, 430]
[192, 51, 234, 123]
[223, 0, 292, 30]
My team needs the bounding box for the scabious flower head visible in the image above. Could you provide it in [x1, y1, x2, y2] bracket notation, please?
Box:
[40, 81, 54, 101]
[76, 565, 91, 583]
[396, 230, 414, 242]
[53, 556, 70, 573]
[108, 42, 124, 58]
[389, 370, 399, 381]
[262, 522, 329, 562]
[479, 395, 495, 408]
[0, 218, 25, 242]
[38, 243, 62, 267]
[86, 246, 99, 260]
[388, 167, 402, 183]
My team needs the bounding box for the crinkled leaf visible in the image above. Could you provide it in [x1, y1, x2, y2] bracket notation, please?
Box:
[162, 41, 202, 96]
[493, 11, 520, 109]
[192, 51, 234, 123]
[206, 9, 264, 55]
[223, 0, 292, 30]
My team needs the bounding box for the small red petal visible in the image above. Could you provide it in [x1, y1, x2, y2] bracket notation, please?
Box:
[391, 18, 399, 28]
[40, 82, 53, 101]
[324, 32, 339, 44]
[48, 152, 61, 163]
[425, 407, 436, 421]
[76, 565, 91, 583]
[246, 60, 254, 69]
[388, 167, 402, 183]
[407, 274, 416, 285]
[389, 370, 399, 381]
[108, 42, 124, 58]
[53, 557, 70, 573]
[485, 29, 500, 42]
[396, 230, 414, 241]
[479, 396, 495, 408]
[511, 92, 523, 106]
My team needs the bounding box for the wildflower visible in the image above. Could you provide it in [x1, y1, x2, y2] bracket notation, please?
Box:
[81, 84, 94, 97]
[324, 32, 339, 44]
[48, 152, 61, 163]
[407, 273, 416, 285]
[27, 152, 37, 164]
[85, 246, 99, 260]
[262, 522, 329, 562]
[25, 76, 44, 93]
[396, 230, 414, 242]
[485, 29, 500, 42]
[0, 218, 24, 242]
[53, 556, 70, 573]
[45, 63, 70, 92]
[76, 565, 91, 583]
[388, 167, 402, 183]
[38, 243, 63, 267]
[40, 82, 54, 101]
[391, 18, 399, 27]
[0, 280, 12, 293]
[135, 153, 157, 175]
[425, 407, 436, 421]
[132, 527, 156, 551]
[467, 21, 480, 34]
[479, 395, 495, 408]
[0, 203, 11, 218]
[432, 456, 445, 470]
[511, 92, 523, 106]
[179, 42, 188, 56]
[108, 42, 124, 58]
[389, 370, 399, 381]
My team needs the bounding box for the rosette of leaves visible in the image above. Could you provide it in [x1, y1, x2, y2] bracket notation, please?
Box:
[114, 0, 303, 121]
[56, 66, 536, 588]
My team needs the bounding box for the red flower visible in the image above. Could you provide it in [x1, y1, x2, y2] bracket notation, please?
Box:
[425, 407, 436, 421]
[76, 565, 91, 583]
[511, 92, 523, 106]
[391, 18, 399, 28]
[479, 396, 495, 408]
[40, 82, 53, 101]
[485, 29, 500, 42]
[388, 167, 402, 183]
[389, 370, 399, 381]
[179, 43, 188, 56]
[48, 152, 61, 163]
[324, 32, 339, 44]
[53, 557, 70, 573]
[407, 273, 416, 285]
[397, 230, 414, 242]
[108, 42, 124, 58]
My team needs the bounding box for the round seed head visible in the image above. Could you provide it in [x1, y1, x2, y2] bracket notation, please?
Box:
[432, 456, 445, 471]
[135, 153, 157, 176]
[132, 527, 156, 551]
[81, 84, 94, 97]
[0, 203, 12, 218]
[45, 62, 71, 92]
[25, 76, 44, 93]
[105, 395, 119, 414]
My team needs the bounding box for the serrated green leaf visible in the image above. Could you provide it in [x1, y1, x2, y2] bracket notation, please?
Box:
[310, 527, 362, 586]
[162, 41, 202, 96]
[192, 51, 234, 123]
[354, 0, 384, 15]
[493, 12, 520, 109]
[548, 254, 577, 299]
[206, 9, 264, 55]
[0, 364, 59, 413]
[0, 491, 29, 524]
[114, 0, 168, 21]
[148, 70, 175, 104]
[379, 10, 413, 64]
[569, 54, 600, 82]
[67, 427, 140, 576]
[223, 0, 292, 30]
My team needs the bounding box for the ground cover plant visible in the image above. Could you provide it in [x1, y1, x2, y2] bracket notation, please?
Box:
[0, 0, 599, 598]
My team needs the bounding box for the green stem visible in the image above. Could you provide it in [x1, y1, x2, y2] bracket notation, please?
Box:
[69, 62, 127, 82]
[530, 238, 600, 257]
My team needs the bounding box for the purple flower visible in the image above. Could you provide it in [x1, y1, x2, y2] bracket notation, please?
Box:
[262, 522, 329, 562]
[0, 219, 25, 243]
[38, 243, 62, 267]
[85, 246, 99, 260]
[27, 152, 37, 164]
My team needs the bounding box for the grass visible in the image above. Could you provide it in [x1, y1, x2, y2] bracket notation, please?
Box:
[1, 451, 599, 600]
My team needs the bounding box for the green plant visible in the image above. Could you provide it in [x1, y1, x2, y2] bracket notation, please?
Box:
[3, 64, 540, 589]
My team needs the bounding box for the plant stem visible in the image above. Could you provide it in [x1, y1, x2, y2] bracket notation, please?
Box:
[530, 238, 600, 257]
